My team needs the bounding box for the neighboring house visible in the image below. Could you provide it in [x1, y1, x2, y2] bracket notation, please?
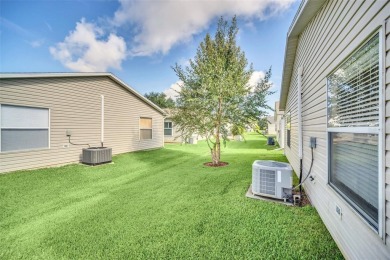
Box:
[0, 73, 165, 173]
[163, 108, 204, 144]
[266, 115, 276, 135]
[163, 109, 184, 143]
[279, 0, 390, 258]
[274, 101, 284, 148]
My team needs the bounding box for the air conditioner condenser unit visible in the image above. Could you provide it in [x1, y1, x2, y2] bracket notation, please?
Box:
[82, 147, 112, 165]
[252, 160, 292, 200]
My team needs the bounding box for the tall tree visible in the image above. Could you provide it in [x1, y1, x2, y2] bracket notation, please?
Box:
[172, 16, 273, 166]
[144, 92, 175, 108]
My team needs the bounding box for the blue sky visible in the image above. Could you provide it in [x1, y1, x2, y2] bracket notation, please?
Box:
[0, 0, 299, 112]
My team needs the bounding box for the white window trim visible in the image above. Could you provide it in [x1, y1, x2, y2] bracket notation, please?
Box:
[326, 29, 384, 237]
[0, 104, 51, 153]
[286, 111, 291, 148]
[139, 117, 153, 140]
[327, 127, 380, 134]
[164, 121, 173, 136]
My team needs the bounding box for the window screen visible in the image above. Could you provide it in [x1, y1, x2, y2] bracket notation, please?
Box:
[1, 105, 49, 152]
[140, 117, 152, 140]
[327, 33, 380, 230]
[327, 34, 379, 128]
[164, 121, 172, 136]
[330, 132, 378, 228]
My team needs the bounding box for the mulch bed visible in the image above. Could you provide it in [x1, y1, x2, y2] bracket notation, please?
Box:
[203, 162, 229, 167]
[292, 189, 311, 206]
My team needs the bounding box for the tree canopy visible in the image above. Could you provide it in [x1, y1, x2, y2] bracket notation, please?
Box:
[172, 16, 273, 165]
[144, 92, 175, 109]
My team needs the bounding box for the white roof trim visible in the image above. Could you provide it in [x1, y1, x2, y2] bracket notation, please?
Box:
[279, 0, 327, 110]
[0, 72, 166, 115]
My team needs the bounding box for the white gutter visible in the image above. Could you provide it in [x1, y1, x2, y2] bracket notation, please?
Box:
[101, 95, 105, 146]
[298, 67, 303, 159]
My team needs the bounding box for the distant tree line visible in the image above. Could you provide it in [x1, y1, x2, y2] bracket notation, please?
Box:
[144, 92, 175, 109]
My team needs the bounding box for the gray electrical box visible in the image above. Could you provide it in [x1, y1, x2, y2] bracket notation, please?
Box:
[310, 137, 316, 148]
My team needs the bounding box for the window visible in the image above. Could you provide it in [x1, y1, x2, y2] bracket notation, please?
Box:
[0, 105, 50, 152]
[140, 117, 152, 140]
[164, 121, 172, 136]
[327, 33, 381, 230]
[286, 112, 291, 147]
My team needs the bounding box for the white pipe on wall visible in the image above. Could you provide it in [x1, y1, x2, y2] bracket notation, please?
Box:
[297, 67, 303, 159]
[101, 95, 104, 145]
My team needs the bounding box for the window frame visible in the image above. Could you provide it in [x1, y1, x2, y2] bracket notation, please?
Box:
[0, 104, 51, 153]
[164, 120, 173, 136]
[139, 117, 153, 140]
[326, 30, 384, 236]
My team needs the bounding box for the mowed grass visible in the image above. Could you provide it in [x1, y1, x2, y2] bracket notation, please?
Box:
[0, 133, 343, 259]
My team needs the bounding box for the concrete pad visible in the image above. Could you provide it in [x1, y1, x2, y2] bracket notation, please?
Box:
[245, 185, 293, 206]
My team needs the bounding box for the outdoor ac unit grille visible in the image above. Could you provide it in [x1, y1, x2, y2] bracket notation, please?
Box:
[252, 160, 292, 200]
[82, 147, 112, 165]
[259, 169, 276, 195]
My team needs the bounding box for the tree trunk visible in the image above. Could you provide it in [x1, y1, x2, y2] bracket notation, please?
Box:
[212, 127, 221, 165]
[212, 96, 222, 166]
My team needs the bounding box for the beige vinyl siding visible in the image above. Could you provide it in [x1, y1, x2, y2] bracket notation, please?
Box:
[0, 76, 164, 173]
[385, 17, 390, 246]
[284, 0, 390, 258]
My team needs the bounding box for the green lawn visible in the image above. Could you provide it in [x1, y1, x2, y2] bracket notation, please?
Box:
[0, 133, 342, 259]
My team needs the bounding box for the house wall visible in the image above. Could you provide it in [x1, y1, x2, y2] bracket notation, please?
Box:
[0, 76, 164, 173]
[274, 101, 284, 147]
[277, 118, 284, 149]
[267, 123, 276, 135]
[164, 118, 183, 143]
[164, 118, 205, 143]
[284, 0, 390, 258]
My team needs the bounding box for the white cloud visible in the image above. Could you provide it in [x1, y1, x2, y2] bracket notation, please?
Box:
[30, 39, 45, 48]
[1, 17, 45, 48]
[113, 0, 295, 56]
[164, 80, 183, 100]
[248, 70, 266, 87]
[50, 18, 127, 72]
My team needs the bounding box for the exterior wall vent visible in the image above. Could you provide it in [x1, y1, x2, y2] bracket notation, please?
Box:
[82, 147, 112, 165]
[252, 160, 292, 200]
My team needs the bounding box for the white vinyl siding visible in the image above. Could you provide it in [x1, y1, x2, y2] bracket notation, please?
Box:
[0, 76, 164, 173]
[327, 32, 381, 231]
[282, 0, 390, 257]
[0, 105, 49, 152]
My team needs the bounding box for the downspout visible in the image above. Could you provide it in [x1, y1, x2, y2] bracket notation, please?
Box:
[297, 67, 303, 198]
[101, 95, 104, 147]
